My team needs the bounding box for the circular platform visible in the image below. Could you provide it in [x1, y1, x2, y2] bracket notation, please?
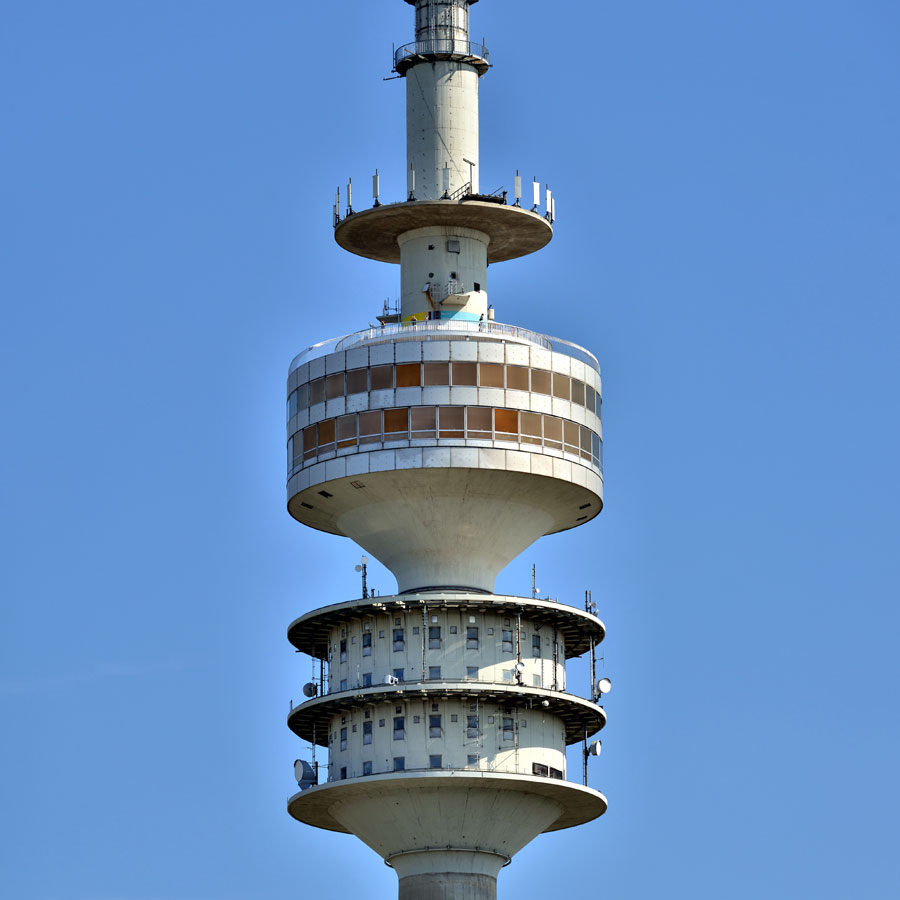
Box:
[334, 200, 553, 264]
[287, 770, 607, 835]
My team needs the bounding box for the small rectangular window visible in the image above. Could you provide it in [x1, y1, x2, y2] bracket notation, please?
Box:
[552, 372, 570, 400]
[393, 628, 405, 652]
[428, 626, 441, 649]
[423, 362, 450, 385]
[585, 384, 596, 412]
[393, 668, 404, 682]
[429, 755, 442, 769]
[438, 406, 464, 438]
[564, 420, 580, 454]
[449, 625, 457, 634]
[506, 365, 529, 391]
[543, 416, 562, 450]
[302, 424, 317, 460]
[309, 378, 325, 405]
[383, 407, 409, 438]
[410, 406, 436, 438]
[363, 721, 372, 744]
[520, 411, 542, 445]
[287, 390, 299, 420]
[466, 406, 492, 439]
[451, 362, 477, 386]
[502, 717, 514, 741]
[571, 379, 586, 406]
[532, 634, 542, 658]
[467, 715, 479, 738]
[429, 715, 442, 737]
[340, 766, 347, 780]
[549, 767, 563, 780]
[362, 632, 372, 656]
[317, 418, 335, 450]
[340, 727, 347, 751]
[395, 363, 421, 387]
[581, 424, 593, 461]
[532, 762, 549, 777]
[346, 368, 368, 395]
[340, 639, 347, 663]
[369, 365, 393, 390]
[467, 666, 478, 680]
[359, 410, 382, 444]
[530, 369, 551, 395]
[336, 414, 357, 448]
[340, 678, 348, 691]
[326, 372, 345, 400]
[393, 717, 405, 740]
[362, 760, 372, 776]
[393, 756, 405, 771]
[362, 672, 372, 687]
[467, 755, 479, 766]
[501, 630, 513, 653]
[479, 363, 504, 388]
[428, 666, 441, 680]
[494, 408, 518, 440]
[466, 626, 479, 650]
[296, 383, 309, 410]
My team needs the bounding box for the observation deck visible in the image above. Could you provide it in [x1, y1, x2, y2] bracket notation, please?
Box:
[393, 39, 491, 76]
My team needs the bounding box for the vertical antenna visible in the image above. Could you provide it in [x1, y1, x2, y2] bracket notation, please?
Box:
[532, 176, 540, 210]
[550, 194, 556, 223]
[531, 564, 537, 599]
[408, 165, 416, 200]
[514, 170, 522, 207]
[346, 178, 353, 216]
[372, 169, 381, 207]
[442, 163, 451, 198]
[545, 185, 552, 221]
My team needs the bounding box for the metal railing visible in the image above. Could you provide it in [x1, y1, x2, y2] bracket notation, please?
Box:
[394, 39, 490, 70]
[289, 319, 600, 373]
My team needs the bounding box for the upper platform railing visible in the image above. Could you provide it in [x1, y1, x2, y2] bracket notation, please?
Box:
[288, 319, 600, 374]
[393, 39, 490, 72]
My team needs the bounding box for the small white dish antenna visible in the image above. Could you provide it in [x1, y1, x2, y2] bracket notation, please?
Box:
[588, 740, 602, 756]
[302, 682, 318, 698]
[597, 677, 612, 695]
[515, 661, 526, 672]
[294, 759, 316, 789]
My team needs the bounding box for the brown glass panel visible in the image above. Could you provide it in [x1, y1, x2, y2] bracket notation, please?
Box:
[326, 373, 344, 400]
[384, 407, 409, 436]
[424, 362, 450, 385]
[584, 384, 595, 412]
[479, 363, 504, 388]
[336, 414, 357, 448]
[466, 406, 492, 438]
[346, 368, 368, 395]
[552, 373, 570, 400]
[303, 424, 318, 459]
[580, 424, 593, 460]
[359, 410, 382, 444]
[506, 365, 529, 391]
[410, 406, 436, 437]
[452, 362, 477, 386]
[309, 378, 325, 405]
[438, 406, 464, 437]
[370, 365, 393, 390]
[571, 379, 585, 407]
[530, 369, 551, 395]
[395, 363, 421, 387]
[564, 420, 580, 452]
[318, 418, 336, 448]
[543, 416, 562, 449]
[520, 411, 542, 445]
[494, 408, 518, 438]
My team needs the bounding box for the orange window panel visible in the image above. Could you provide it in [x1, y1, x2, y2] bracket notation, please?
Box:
[395, 363, 421, 387]
[346, 368, 368, 395]
[494, 408, 518, 438]
[359, 410, 382, 444]
[530, 369, 551, 395]
[520, 412, 542, 445]
[326, 372, 345, 400]
[370, 365, 393, 390]
[384, 407, 409, 435]
[452, 362, 477, 386]
[438, 406, 464, 437]
[336, 414, 357, 448]
[303, 425, 318, 459]
[506, 365, 529, 391]
[571, 379, 585, 406]
[552, 373, 570, 400]
[466, 406, 492, 438]
[564, 420, 580, 450]
[479, 363, 504, 388]
[543, 416, 562, 449]
[318, 418, 336, 447]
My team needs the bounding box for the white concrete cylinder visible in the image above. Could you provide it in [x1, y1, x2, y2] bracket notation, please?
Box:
[407, 62, 479, 200]
[399, 226, 488, 320]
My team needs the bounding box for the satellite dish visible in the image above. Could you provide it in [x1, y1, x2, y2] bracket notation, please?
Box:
[383, 674, 398, 685]
[294, 759, 316, 790]
[302, 682, 318, 698]
[588, 740, 602, 756]
[515, 661, 526, 672]
[597, 678, 612, 695]
[354, 564, 362, 572]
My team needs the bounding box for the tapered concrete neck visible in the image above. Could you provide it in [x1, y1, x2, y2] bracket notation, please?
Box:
[393, 849, 503, 900]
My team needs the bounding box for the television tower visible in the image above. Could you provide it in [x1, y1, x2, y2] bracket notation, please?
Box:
[286, 3, 609, 898]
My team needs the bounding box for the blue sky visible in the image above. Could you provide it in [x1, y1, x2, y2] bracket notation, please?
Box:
[2, 1, 898, 898]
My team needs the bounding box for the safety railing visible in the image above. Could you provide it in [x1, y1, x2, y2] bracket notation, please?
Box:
[394, 39, 490, 70]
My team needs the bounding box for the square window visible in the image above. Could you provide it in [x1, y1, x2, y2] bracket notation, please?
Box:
[429, 755, 442, 769]
[493, 408, 518, 440]
[479, 363, 504, 388]
[503, 670, 513, 682]
[506, 365, 529, 391]
[531, 369, 551, 395]
[487, 716, 494, 724]
[384, 407, 409, 438]
[438, 406, 464, 438]
[451, 362, 477, 386]
[369, 365, 393, 389]
[424, 362, 450, 385]
[394, 617, 401, 626]
[326, 372, 345, 400]
[346, 368, 368, 395]
[362, 761, 372, 776]
[467, 755, 480, 766]
[428, 666, 441, 679]
[466, 406, 492, 439]
[393, 757, 405, 771]
[451, 714, 458, 722]
[449, 625, 457, 634]
[467, 666, 478, 680]
[395, 363, 421, 387]
[393, 668, 404, 682]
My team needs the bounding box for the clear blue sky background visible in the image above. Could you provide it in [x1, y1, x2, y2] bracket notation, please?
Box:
[2, 1, 898, 898]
